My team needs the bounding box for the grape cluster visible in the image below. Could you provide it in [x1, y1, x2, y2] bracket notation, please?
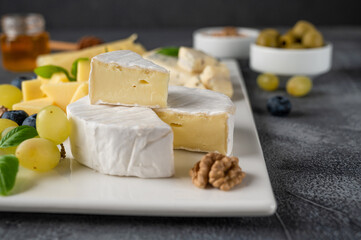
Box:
[256, 73, 313, 117]
[15, 106, 71, 172]
[0, 105, 71, 172]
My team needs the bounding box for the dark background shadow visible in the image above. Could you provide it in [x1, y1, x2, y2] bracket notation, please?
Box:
[0, 0, 360, 29]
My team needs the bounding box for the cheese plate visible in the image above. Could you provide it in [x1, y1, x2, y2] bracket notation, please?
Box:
[0, 60, 276, 217]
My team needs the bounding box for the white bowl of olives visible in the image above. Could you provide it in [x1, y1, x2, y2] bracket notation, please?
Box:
[250, 21, 332, 76]
[193, 27, 259, 59]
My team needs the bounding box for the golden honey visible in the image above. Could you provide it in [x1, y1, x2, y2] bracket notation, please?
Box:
[0, 14, 50, 72]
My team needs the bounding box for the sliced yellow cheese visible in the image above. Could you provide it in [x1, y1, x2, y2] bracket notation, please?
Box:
[22, 79, 45, 101]
[13, 97, 54, 115]
[41, 82, 82, 111]
[89, 50, 169, 108]
[70, 82, 89, 104]
[77, 60, 90, 82]
[36, 34, 146, 72]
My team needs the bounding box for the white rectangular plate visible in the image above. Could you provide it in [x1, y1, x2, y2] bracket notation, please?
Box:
[0, 60, 276, 217]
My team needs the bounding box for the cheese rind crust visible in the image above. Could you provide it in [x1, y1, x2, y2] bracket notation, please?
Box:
[67, 96, 174, 178]
[89, 50, 169, 108]
[154, 86, 235, 155]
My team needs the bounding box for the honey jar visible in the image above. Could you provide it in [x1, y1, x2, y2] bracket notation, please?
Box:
[0, 14, 50, 72]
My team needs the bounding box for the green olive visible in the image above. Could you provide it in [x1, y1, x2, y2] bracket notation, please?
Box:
[287, 43, 304, 49]
[279, 33, 296, 48]
[302, 30, 324, 48]
[256, 33, 279, 48]
[292, 20, 316, 38]
[260, 28, 280, 37]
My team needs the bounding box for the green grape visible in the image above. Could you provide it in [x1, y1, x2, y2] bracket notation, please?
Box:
[0, 119, 18, 134]
[286, 76, 312, 97]
[257, 73, 279, 91]
[0, 146, 17, 155]
[1, 126, 17, 138]
[36, 105, 71, 145]
[0, 84, 22, 109]
[16, 138, 60, 172]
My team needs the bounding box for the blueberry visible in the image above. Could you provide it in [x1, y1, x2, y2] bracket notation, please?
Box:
[11, 75, 37, 90]
[2, 110, 29, 125]
[22, 114, 37, 128]
[267, 96, 292, 116]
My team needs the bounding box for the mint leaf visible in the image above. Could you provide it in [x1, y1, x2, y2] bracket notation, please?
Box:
[0, 155, 19, 196]
[71, 58, 89, 79]
[34, 65, 75, 81]
[0, 126, 38, 148]
[157, 47, 179, 57]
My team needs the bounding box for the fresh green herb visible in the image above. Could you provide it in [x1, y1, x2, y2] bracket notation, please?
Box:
[104, 47, 109, 53]
[0, 155, 19, 196]
[34, 65, 75, 81]
[0, 126, 38, 148]
[71, 58, 89, 79]
[157, 47, 180, 57]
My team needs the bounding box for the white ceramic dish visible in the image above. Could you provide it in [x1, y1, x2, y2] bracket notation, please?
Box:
[0, 60, 276, 217]
[193, 27, 259, 59]
[250, 43, 333, 76]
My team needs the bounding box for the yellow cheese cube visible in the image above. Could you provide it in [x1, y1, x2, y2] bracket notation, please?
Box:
[13, 97, 54, 115]
[40, 72, 70, 87]
[41, 82, 82, 111]
[70, 83, 89, 104]
[22, 79, 45, 101]
[89, 51, 169, 108]
[50, 72, 69, 83]
[77, 60, 90, 82]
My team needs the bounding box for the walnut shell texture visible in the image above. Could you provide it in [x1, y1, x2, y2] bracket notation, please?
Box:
[189, 153, 245, 191]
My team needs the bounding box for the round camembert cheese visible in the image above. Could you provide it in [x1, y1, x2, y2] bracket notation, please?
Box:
[67, 96, 174, 178]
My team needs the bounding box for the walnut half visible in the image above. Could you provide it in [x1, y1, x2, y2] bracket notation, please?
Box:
[189, 152, 246, 191]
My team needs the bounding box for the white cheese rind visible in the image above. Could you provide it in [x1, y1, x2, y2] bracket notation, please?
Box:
[93, 50, 168, 73]
[160, 86, 235, 115]
[67, 96, 174, 178]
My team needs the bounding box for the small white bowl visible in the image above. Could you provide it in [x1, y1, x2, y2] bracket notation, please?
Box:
[193, 27, 259, 59]
[250, 43, 333, 76]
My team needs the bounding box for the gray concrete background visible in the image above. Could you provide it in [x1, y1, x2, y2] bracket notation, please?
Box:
[0, 0, 361, 239]
[0, 27, 360, 239]
[0, 0, 360, 29]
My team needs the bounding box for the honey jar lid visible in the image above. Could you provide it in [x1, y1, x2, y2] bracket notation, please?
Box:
[1, 13, 45, 37]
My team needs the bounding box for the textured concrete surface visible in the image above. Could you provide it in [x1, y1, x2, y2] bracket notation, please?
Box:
[0, 28, 360, 240]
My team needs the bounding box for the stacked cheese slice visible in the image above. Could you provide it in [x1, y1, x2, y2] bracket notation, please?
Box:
[144, 47, 234, 98]
[67, 50, 235, 178]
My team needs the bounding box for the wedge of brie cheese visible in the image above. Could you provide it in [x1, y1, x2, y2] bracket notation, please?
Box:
[154, 86, 235, 155]
[67, 96, 174, 178]
[89, 50, 169, 108]
[178, 47, 218, 73]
